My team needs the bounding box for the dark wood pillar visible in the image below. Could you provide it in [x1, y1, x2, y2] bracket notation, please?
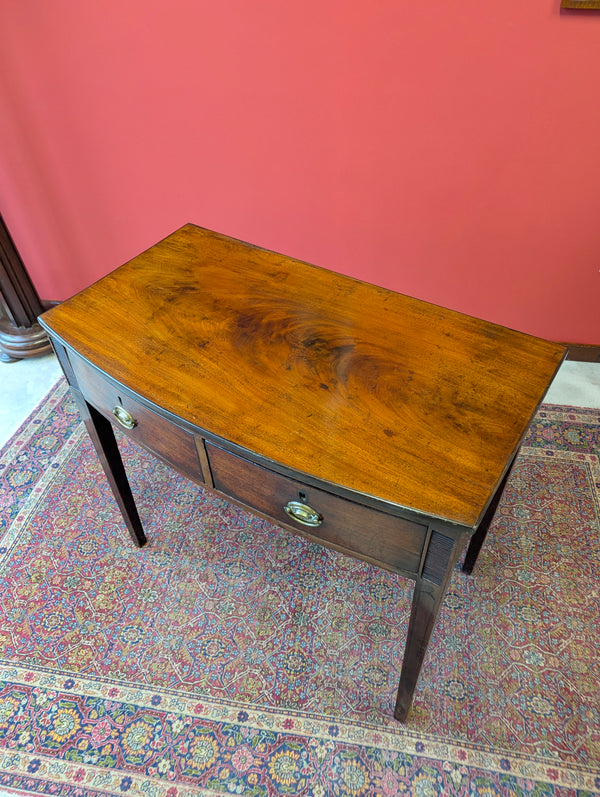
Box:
[0, 213, 52, 362]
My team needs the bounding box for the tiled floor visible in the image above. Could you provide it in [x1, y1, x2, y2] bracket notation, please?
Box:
[0, 353, 599, 450]
[544, 359, 600, 408]
[0, 352, 63, 448]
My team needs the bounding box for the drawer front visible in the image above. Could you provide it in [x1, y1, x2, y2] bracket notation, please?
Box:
[70, 355, 205, 484]
[207, 443, 426, 575]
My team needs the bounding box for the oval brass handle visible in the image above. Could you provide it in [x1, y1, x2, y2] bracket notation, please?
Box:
[112, 405, 136, 430]
[284, 500, 323, 527]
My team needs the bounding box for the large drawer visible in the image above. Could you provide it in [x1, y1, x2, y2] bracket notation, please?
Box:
[206, 443, 427, 575]
[69, 354, 205, 484]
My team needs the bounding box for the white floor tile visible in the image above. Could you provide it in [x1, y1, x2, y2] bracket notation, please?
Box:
[544, 361, 600, 408]
[0, 353, 62, 448]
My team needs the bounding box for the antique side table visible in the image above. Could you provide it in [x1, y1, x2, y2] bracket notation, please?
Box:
[39, 224, 565, 721]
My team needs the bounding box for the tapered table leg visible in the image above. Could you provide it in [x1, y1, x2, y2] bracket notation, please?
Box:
[462, 453, 517, 575]
[394, 528, 466, 722]
[394, 577, 445, 722]
[71, 388, 147, 547]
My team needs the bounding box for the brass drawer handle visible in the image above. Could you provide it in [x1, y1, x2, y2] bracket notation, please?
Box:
[112, 405, 136, 430]
[284, 500, 323, 527]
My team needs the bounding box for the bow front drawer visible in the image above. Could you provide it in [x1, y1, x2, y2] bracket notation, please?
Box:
[68, 354, 205, 484]
[206, 442, 427, 576]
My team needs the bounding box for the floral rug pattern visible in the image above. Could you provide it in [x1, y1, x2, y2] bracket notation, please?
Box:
[0, 381, 599, 796]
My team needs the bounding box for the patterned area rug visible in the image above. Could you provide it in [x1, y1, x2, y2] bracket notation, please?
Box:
[0, 380, 599, 796]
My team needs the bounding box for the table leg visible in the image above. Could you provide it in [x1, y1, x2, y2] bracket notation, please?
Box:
[462, 453, 517, 575]
[71, 388, 147, 548]
[394, 529, 464, 722]
[394, 577, 444, 722]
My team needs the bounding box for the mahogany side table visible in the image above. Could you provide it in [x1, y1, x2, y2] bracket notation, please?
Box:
[39, 224, 565, 721]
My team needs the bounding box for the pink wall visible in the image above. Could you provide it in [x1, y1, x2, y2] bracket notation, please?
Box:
[1, 1, 599, 343]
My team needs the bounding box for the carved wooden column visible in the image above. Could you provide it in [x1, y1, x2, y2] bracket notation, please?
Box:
[0, 213, 52, 362]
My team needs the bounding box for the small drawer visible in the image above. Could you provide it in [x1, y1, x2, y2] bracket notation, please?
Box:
[206, 443, 426, 575]
[69, 354, 205, 484]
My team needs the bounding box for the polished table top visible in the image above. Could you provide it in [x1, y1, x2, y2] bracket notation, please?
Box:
[41, 224, 565, 530]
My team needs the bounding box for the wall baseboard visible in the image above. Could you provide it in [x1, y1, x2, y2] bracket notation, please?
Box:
[564, 344, 600, 363]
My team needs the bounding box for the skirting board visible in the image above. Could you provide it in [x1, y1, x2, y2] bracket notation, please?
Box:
[565, 344, 600, 363]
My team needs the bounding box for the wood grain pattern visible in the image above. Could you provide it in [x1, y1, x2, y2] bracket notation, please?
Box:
[39, 224, 565, 527]
[207, 442, 427, 576]
[69, 352, 205, 485]
[560, 0, 600, 8]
